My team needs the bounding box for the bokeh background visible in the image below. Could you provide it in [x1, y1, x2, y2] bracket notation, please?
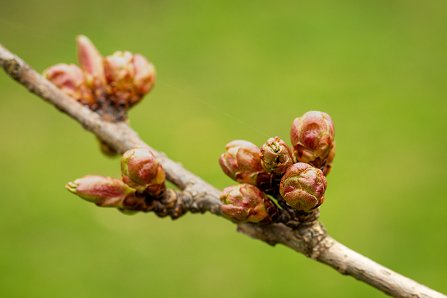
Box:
[1, 1, 447, 297]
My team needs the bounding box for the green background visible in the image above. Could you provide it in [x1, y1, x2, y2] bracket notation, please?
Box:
[1, 1, 446, 297]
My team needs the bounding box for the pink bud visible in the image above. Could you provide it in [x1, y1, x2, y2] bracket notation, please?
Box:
[76, 35, 106, 88]
[219, 140, 269, 186]
[133, 54, 156, 96]
[104, 51, 156, 107]
[104, 51, 134, 82]
[121, 148, 166, 196]
[279, 163, 327, 211]
[290, 111, 335, 170]
[220, 184, 273, 223]
[44, 63, 94, 106]
[66, 175, 135, 207]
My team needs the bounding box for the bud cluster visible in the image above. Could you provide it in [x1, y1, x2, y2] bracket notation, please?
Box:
[66, 147, 166, 211]
[44, 35, 155, 119]
[218, 111, 335, 224]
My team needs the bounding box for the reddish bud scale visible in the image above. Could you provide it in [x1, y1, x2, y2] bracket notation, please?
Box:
[104, 51, 156, 107]
[219, 140, 270, 186]
[279, 163, 327, 212]
[77, 35, 106, 89]
[220, 184, 275, 223]
[121, 148, 166, 196]
[290, 111, 335, 171]
[44, 63, 95, 106]
[65, 175, 135, 207]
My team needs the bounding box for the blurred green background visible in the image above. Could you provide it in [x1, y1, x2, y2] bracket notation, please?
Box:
[1, 0, 447, 297]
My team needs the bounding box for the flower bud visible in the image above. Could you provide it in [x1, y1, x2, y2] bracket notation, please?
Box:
[279, 163, 327, 211]
[104, 51, 156, 107]
[121, 148, 166, 196]
[290, 111, 335, 170]
[220, 184, 273, 223]
[219, 140, 269, 185]
[133, 54, 156, 95]
[44, 63, 95, 106]
[77, 35, 106, 89]
[65, 175, 134, 207]
[260, 137, 294, 176]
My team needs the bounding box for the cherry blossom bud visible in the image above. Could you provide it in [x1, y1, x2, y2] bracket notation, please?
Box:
[104, 51, 156, 107]
[220, 184, 273, 223]
[76, 35, 106, 89]
[133, 54, 156, 95]
[44, 63, 95, 106]
[260, 137, 294, 176]
[279, 163, 327, 211]
[290, 111, 335, 170]
[121, 148, 166, 196]
[65, 175, 134, 207]
[219, 140, 270, 186]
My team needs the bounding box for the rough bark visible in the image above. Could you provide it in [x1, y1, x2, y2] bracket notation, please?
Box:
[1, 44, 445, 298]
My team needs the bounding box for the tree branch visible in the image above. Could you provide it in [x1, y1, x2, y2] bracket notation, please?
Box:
[1, 43, 445, 298]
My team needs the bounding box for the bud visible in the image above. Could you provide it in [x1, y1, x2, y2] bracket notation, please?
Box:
[104, 51, 156, 107]
[279, 163, 327, 211]
[121, 148, 166, 196]
[219, 140, 270, 186]
[220, 184, 273, 223]
[260, 136, 294, 176]
[290, 111, 335, 170]
[133, 54, 156, 96]
[77, 35, 106, 89]
[44, 63, 95, 106]
[65, 175, 134, 207]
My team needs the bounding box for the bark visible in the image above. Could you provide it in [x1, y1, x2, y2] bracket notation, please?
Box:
[1, 44, 445, 298]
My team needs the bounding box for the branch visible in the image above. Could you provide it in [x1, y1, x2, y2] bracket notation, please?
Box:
[1, 43, 445, 298]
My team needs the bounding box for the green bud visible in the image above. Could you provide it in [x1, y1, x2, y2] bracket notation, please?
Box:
[279, 163, 327, 211]
[65, 175, 134, 207]
[290, 111, 335, 171]
[121, 148, 166, 196]
[220, 184, 274, 223]
[260, 136, 294, 176]
[219, 140, 270, 186]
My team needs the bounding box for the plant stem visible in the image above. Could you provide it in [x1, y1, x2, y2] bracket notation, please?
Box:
[1, 43, 445, 298]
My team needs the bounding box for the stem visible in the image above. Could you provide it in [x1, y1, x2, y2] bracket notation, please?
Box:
[1, 43, 445, 298]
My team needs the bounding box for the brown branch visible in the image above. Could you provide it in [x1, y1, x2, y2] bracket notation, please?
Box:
[1, 43, 445, 298]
